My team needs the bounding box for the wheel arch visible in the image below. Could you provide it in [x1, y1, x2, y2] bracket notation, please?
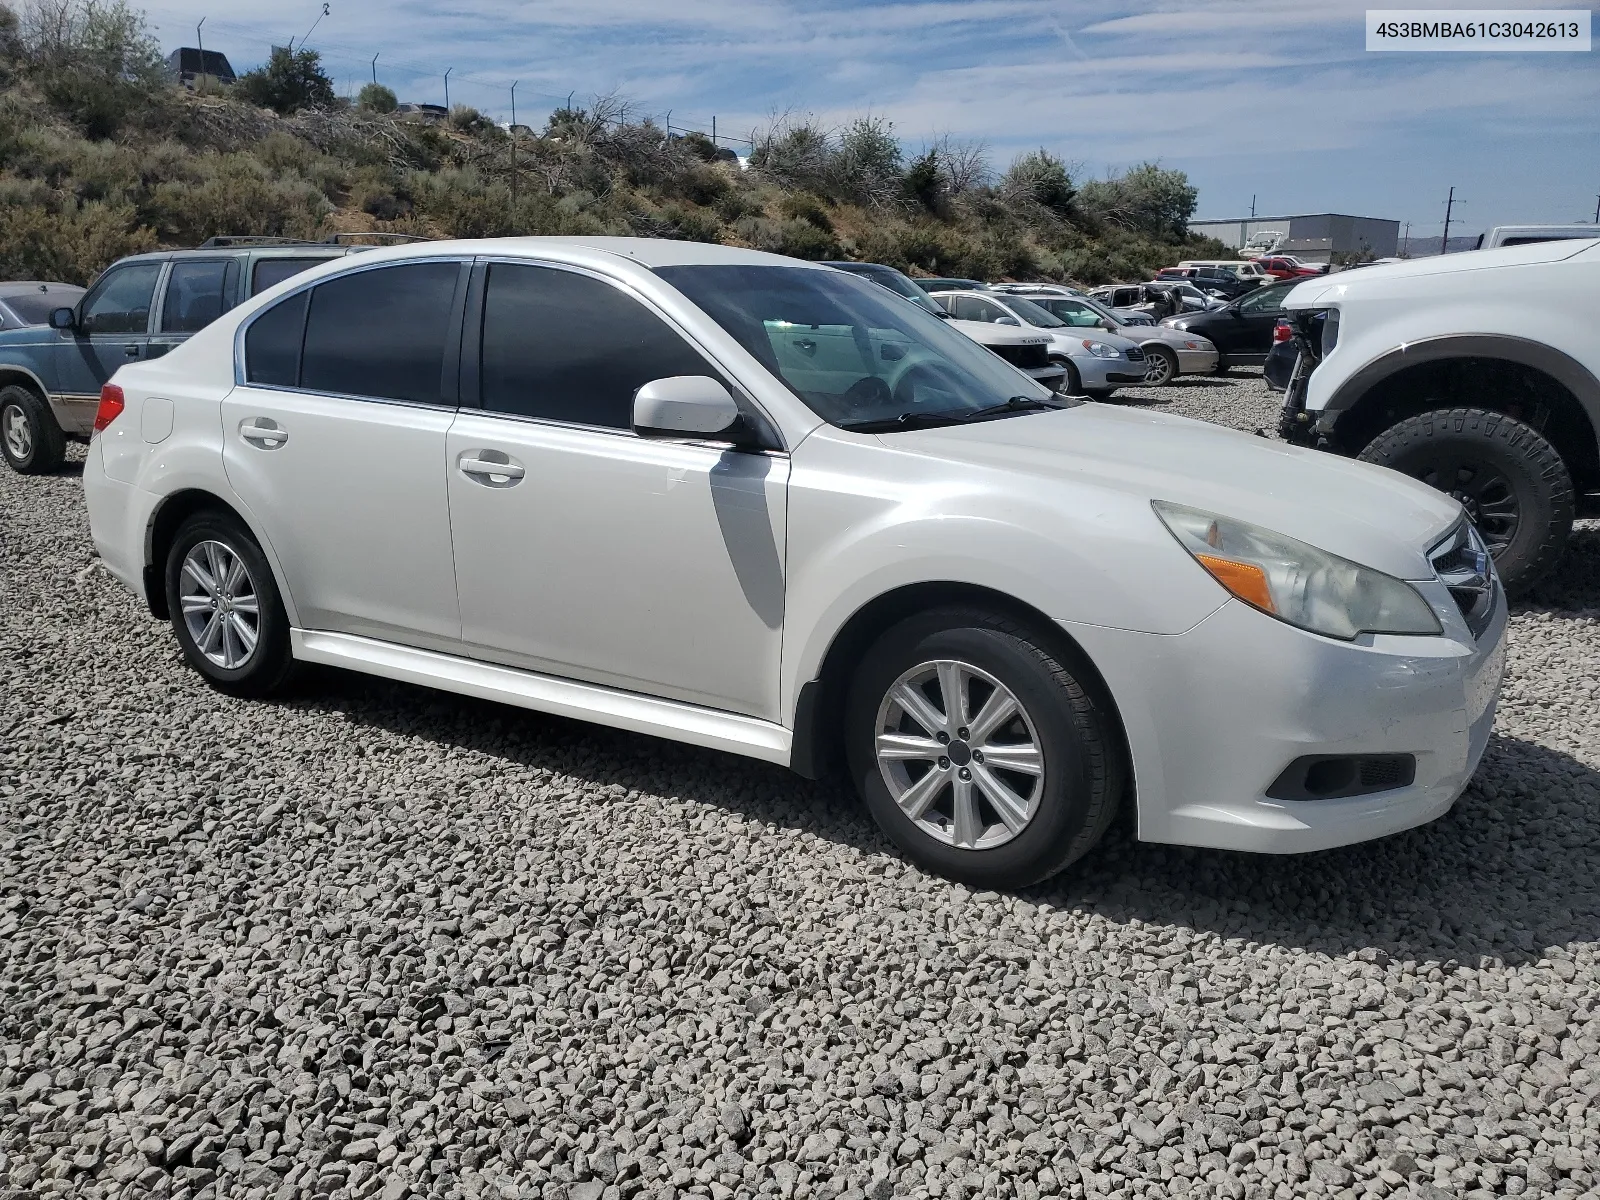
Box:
[1325, 335, 1600, 487]
[0, 365, 50, 400]
[787, 580, 1129, 785]
[143, 488, 287, 623]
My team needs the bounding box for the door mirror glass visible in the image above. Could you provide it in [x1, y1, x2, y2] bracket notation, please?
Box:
[1099, 319, 1114, 331]
[49, 307, 76, 330]
[994, 315, 1020, 327]
[633, 376, 743, 441]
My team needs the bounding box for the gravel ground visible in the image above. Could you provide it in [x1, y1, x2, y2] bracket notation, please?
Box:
[3, 373, 1599, 1200]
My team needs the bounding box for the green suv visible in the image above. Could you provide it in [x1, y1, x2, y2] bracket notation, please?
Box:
[0, 236, 420, 473]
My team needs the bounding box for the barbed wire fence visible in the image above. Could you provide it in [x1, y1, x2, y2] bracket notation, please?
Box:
[143, 8, 757, 151]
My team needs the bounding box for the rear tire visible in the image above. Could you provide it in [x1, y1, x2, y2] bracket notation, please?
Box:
[1357, 407, 1574, 596]
[0, 385, 66, 474]
[164, 511, 296, 698]
[844, 606, 1122, 889]
[1142, 344, 1178, 386]
[1212, 355, 1231, 376]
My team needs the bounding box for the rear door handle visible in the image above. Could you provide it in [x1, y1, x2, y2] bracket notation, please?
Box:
[240, 419, 288, 448]
[124, 343, 141, 357]
[459, 452, 525, 485]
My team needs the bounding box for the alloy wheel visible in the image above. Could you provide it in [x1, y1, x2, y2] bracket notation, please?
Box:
[2, 403, 31, 461]
[1409, 456, 1520, 556]
[873, 659, 1046, 850]
[179, 540, 261, 670]
[1143, 348, 1174, 385]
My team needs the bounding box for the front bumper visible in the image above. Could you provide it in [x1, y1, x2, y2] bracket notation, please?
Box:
[1065, 583, 1507, 854]
[1072, 355, 1141, 389]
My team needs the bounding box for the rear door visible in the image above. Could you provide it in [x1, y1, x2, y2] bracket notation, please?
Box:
[221, 259, 469, 647]
[148, 258, 236, 359]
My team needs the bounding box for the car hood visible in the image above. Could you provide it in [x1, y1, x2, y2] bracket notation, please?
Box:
[1043, 328, 1142, 353]
[1287, 238, 1597, 308]
[946, 319, 1050, 347]
[889, 403, 1462, 579]
[0, 326, 53, 350]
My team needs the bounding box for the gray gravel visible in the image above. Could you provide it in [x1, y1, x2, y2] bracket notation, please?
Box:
[3, 375, 1599, 1200]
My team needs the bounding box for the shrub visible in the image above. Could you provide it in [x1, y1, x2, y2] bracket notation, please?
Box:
[146, 153, 331, 244]
[0, 193, 155, 283]
[778, 192, 832, 231]
[21, 0, 169, 138]
[235, 46, 337, 115]
[673, 161, 729, 206]
[659, 203, 721, 244]
[356, 82, 397, 114]
[1000, 149, 1076, 216]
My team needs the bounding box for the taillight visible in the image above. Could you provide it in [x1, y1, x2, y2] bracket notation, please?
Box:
[1272, 320, 1293, 344]
[93, 383, 125, 432]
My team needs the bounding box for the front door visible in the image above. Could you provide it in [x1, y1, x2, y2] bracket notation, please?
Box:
[56, 261, 163, 424]
[446, 260, 788, 720]
[221, 259, 468, 648]
[1223, 284, 1292, 363]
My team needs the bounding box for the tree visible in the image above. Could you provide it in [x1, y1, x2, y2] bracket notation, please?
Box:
[1077, 163, 1198, 238]
[236, 45, 337, 115]
[18, 0, 168, 138]
[357, 81, 396, 113]
[1000, 149, 1076, 216]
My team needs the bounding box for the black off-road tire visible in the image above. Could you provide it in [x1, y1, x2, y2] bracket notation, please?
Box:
[0, 384, 67, 474]
[1358, 406, 1574, 596]
[164, 510, 297, 698]
[844, 606, 1123, 889]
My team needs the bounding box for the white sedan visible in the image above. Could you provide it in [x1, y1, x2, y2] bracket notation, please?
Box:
[84, 238, 1506, 888]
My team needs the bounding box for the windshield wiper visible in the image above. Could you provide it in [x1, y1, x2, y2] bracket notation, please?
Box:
[962, 395, 1064, 420]
[838, 411, 970, 433]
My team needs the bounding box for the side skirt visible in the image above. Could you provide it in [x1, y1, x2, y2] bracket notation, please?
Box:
[290, 630, 794, 767]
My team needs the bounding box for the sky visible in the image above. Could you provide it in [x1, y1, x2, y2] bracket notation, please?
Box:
[138, 0, 1600, 237]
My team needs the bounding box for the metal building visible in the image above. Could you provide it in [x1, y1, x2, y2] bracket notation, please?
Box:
[1187, 214, 1401, 263]
[166, 48, 237, 89]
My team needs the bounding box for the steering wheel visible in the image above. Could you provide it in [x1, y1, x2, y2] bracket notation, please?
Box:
[843, 375, 893, 410]
[891, 362, 948, 408]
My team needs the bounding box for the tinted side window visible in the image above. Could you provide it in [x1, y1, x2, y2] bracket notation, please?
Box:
[950, 296, 1004, 323]
[80, 264, 162, 335]
[479, 263, 711, 429]
[161, 260, 230, 333]
[300, 262, 461, 405]
[253, 257, 334, 296]
[245, 291, 308, 387]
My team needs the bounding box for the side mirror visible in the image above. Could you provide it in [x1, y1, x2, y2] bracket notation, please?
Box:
[1098, 319, 1115, 331]
[994, 315, 1020, 327]
[49, 307, 77, 331]
[633, 376, 744, 442]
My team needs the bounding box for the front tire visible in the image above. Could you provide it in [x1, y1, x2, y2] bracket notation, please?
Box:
[1357, 407, 1574, 596]
[165, 511, 296, 698]
[1056, 358, 1083, 397]
[844, 607, 1122, 889]
[0, 385, 66, 474]
[1142, 344, 1178, 386]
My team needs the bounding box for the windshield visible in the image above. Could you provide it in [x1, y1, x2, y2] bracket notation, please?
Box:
[1005, 297, 1066, 328]
[1034, 297, 1110, 328]
[657, 264, 1056, 430]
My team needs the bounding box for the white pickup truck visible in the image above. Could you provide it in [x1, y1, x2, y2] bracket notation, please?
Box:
[1279, 238, 1600, 593]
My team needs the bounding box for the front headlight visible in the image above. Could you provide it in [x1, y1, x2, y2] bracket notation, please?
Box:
[1152, 501, 1441, 640]
[1082, 340, 1119, 358]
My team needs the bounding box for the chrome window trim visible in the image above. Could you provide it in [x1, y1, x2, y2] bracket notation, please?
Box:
[472, 255, 789, 450]
[229, 381, 460, 415]
[233, 254, 473, 390]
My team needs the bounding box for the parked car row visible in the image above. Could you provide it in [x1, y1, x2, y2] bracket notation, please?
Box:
[72, 235, 1508, 891]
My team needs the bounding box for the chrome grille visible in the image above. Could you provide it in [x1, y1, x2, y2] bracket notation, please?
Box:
[1430, 521, 1496, 640]
[1125, 345, 1146, 362]
[990, 342, 1050, 371]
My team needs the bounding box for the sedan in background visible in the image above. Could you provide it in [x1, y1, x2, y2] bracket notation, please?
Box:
[933, 290, 1148, 398]
[1161, 277, 1300, 371]
[1004, 288, 1219, 384]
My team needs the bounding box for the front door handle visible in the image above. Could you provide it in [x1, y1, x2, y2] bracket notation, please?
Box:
[459, 451, 525, 486]
[124, 343, 141, 357]
[240, 419, 288, 448]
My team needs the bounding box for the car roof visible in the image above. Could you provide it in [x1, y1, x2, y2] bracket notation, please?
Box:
[0, 281, 84, 297]
[109, 245, 356, 267]
[286, 236, 828, 273]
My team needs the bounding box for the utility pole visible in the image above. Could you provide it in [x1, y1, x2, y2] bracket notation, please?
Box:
[195, 17, 205, 86]
[1594, 192, 1599, 223]
[1402, 221, 1411, 255]
[712, 115, 717, 146]
[509, 82, 519, 231]
[1441, 186, 1456, 254]
[1250, 194, 1256, 219]
[444, 67, 452, 112]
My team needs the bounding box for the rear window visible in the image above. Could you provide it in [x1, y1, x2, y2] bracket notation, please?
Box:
[252, 256, 336, 296]
[244, 292, 308, 387]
